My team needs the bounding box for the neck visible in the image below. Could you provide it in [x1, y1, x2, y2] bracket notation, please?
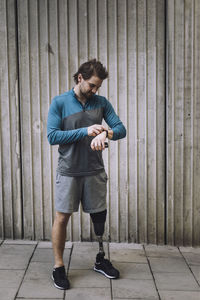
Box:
[74, 85, 87, 104]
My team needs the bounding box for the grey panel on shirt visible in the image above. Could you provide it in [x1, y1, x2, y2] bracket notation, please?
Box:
[57, 107, 105, 176]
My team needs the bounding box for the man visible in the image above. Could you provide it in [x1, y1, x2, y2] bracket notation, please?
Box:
[47, 59, 126, 290]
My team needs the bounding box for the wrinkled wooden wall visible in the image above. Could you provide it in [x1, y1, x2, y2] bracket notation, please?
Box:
[0, 0, 199, 246]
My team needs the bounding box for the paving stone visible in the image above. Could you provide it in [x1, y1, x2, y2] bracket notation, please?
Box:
[0, 287, 20, 300]
[31, 247, 71, 264]
[70, 242, 108, 270]
[31, 248, 55, 263]
[64, 287, 111, 300]
[0, 270, 25, 300]
[0, 244, 36, 269]
[189, 265, 200, 284]
[17, 262, 63, 298]
[148, 257, 189, 273]
[37, 241, 53, 248]
[112, 262, 152, 280]
[68, 269, 110, 288]
[180, 252, 200, 265]
[37, 241, 73, 249]
[73, 241, 108, 251]
[154, 272, 200, 291]
[109, 242, 143, 250]
[179, 247, 200, 254]
[159, 290, 200, 300]
[74, 241, 107, 247]
[110, 247, 147, 264]
[70, 253, 96, 270]
[112, 279, 159, 299]
[0, 269, 24, 288]
[145, 245, 181, 258]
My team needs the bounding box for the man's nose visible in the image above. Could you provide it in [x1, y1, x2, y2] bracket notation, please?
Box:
[92, 87, 98, 94]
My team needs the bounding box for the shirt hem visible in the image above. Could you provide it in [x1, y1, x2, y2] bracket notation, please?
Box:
[57, 168, 104, 177]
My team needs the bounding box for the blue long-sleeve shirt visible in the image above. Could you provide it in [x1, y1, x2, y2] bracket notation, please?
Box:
[47, 88, 126, 176]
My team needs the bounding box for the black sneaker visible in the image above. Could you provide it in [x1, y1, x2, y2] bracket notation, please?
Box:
[94, 252, 120, 279]
[52, 266, 70, 290]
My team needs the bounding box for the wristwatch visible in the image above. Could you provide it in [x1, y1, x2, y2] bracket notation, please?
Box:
[104, 129, 108, 138]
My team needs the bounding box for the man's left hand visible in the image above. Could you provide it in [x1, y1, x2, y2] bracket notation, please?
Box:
[90, 131, 107, 151]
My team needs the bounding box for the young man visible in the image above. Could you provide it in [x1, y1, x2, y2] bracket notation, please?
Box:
[47, 59, 126, 290]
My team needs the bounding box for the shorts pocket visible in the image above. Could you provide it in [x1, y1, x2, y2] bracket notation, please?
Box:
[99, 171, 108, 182]
[56, 173, 61, 184]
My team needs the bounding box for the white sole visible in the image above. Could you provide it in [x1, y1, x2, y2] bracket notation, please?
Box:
[93, 266, 118, 279]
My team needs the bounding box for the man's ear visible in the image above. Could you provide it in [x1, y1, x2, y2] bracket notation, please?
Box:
[78, 73, 83, 83]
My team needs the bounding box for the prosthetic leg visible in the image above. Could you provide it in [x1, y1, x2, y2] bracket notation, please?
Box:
[90, 210, 119, 279]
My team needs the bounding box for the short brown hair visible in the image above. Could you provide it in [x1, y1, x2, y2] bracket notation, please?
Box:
[73, 59, 108, 84]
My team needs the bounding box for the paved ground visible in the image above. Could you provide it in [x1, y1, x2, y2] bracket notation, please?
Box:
[1, 240, 200, 299]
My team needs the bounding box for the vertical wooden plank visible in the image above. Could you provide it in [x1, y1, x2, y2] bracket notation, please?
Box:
[58, 0, 69, 93]
[183, 0, 194, 245]
[8, 0, 23, 239]
[0, 0, 22, 239]
[78, 0, 88, 64]
[18, 0, 35, 239]
[166, 0, 175, 245]
[28, 0, 44, 240]
[137, 0, 147, 243]
[127, 0, 138, 242]
[167, 0, 185, 246]
[88, 0, 98, 59]
[98, 0, 107, 72]
[0, 0, 13, 238]
[193, 0, 200, 246]
[107, 0, 119, 242]
[68, 0, 79, 90]
[147, 0, 157, 244]
[38, 0, 52, 240]
[155, 0, 165, 244]
[117, 0, 128, 242]
[48, 0, 60, 239]
[146, 0, 165, 244]
[174, 0, 185, 246]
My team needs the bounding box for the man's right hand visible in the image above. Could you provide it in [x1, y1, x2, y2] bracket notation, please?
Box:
[87, 124, 107, 136]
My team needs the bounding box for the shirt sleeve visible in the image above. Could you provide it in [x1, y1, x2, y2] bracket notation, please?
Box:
[103, 98, 126, 140]
[47, 97, 88, 145]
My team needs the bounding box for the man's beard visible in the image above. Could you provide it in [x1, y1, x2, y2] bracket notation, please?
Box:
[80, 87, 94, 100]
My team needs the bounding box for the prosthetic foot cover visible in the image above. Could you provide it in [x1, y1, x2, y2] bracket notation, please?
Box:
[94, 252, 120, 279]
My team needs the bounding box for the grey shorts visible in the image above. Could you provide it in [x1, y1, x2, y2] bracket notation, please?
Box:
[55, 171, 108, 214]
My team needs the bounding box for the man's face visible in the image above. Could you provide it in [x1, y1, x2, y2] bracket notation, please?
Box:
[78, 74, 103, 99]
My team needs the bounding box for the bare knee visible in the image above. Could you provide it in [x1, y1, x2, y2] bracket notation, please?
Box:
[54, 212, 71, 226]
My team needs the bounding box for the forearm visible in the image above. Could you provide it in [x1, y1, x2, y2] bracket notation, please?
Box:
[47, 127, 88, 145]
[107, 129, 113, 140]
[110, 124, 126, 140]
[104, 126, 126, 141]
